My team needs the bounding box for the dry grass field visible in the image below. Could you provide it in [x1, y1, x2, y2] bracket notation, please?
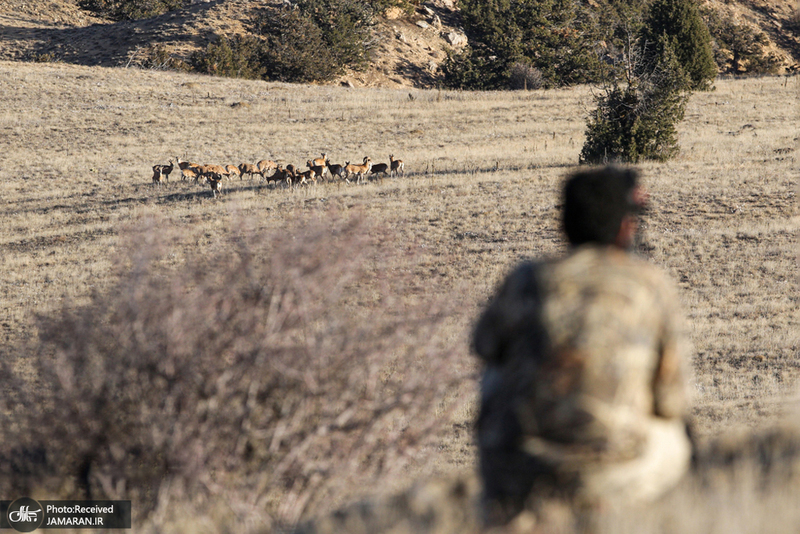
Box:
[0, 60, 798, 532]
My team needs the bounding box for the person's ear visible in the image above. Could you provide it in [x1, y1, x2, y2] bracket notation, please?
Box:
[615, 214, 638, 249]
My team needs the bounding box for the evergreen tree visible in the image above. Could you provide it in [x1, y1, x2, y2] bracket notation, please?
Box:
[641, 0, 716, 90]
[255, 10, 341, 83]
[295, 0, 376, 71]
[703, 10, 781, 74]
[79, 0, 185, 21]
[580, 35, 691, 163]
[442, 0, 607, 89]
[194, 0, 376, 83]
[190, 36, 264, 80]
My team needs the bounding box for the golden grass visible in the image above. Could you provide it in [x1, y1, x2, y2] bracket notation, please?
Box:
[0, 60, 798, 529]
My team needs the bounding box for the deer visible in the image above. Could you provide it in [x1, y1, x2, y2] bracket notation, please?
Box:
[176, 157, 202, 180]
[312, 153, 328, 167]
[152, 160, 174, 181]
[179, 167, 198, 182]
[345, 157, 372, 184]
[390, 154, 405, 177]
[196, 164, 228, 183]
[257, 159, 278, 179]
[152, 165, 164, 186]
[225, 164, 242, 180]
[206, 175, 223, 198]
[269, 165, 291, 186]
[369, 161, 390, 180]
[151, 161, 172, 185]
[239, 162, 260, 180]
[307, 160, 327, 181]
[326, 161, 346, 181]
[176, 156, 201, 173]
[294, 169, 317, 185]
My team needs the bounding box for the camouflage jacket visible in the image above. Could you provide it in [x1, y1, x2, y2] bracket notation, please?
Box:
[474, 244, 692, 466]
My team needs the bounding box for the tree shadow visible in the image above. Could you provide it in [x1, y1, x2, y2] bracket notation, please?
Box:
[0, 0, 227, 67]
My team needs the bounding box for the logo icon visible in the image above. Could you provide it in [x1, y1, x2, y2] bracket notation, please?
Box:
[7, 498, 44, 532]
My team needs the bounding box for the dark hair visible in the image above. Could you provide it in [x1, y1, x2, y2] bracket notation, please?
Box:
[562, 166, 639, 246]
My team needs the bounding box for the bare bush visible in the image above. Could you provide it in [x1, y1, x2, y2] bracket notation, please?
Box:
[508, 62, 543, 90]
[0, 213, 467, 530]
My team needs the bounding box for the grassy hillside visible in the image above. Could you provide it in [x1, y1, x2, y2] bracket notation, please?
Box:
[0, 0, 798, 87]
[0, 61, 798, 531]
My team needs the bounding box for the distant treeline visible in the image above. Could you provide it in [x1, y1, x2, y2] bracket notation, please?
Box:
[440, 0, 783, 90]
[80, 0, 784, 86]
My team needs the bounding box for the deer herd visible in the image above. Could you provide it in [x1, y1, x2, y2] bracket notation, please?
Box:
[151, 153, 406, 198]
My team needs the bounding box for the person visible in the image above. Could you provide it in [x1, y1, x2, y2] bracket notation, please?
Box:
[473, 166, 693, 527]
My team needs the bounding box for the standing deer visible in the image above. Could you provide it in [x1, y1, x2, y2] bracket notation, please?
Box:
[390, 155, 405, 177]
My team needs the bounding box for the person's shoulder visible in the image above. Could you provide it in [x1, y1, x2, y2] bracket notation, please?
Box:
[562, 245, 678, 294]
[613, 250, 683, 305]
[498, 257, 553, 288]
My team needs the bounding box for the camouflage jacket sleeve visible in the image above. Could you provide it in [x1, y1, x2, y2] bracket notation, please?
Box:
[653, 278, 692, 419]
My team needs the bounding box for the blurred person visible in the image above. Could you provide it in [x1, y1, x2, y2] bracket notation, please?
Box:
[473, 166, 693, 527]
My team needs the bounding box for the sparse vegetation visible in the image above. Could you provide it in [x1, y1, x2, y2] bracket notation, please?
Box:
[508, 61, 543, 90]
[136, 44, 190, 71]
[191, 35, 265, 80]
[78, 0, 186, 21]
[703, 8, 783, 75]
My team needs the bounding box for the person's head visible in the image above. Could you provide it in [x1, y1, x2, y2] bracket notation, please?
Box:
[562, 166, 645, 249]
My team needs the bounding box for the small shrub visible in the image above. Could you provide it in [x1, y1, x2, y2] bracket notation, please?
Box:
[299, 0, 375, 70]
[79, 0, 186, 21]
[441, 0, 608, 89]
[31, 52, 58, 63]
[191, 35, 265, 80]
[208, 0, 378, 84]
[0, 214, 465, 528]
[508, 61, 543, 90]
[440, 45, 504, 91]
[133, 44, 190, 71]
[367, 0, 416, 16]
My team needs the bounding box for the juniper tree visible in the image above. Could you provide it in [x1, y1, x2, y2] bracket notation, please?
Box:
[580, 36, 691, 164]
[442, 0, 607, 89]
[641, 0, 716, 90]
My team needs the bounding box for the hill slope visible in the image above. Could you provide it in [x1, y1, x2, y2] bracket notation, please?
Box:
[0, 0, 797, 86]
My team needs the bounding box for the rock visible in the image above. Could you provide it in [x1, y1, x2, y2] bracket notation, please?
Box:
[431, 14, 442, 28]
[443, 31, 467, 46]
[341, 80, 354, 88]
[416, 20, 430, 30]
[384, 6, 404, 20]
